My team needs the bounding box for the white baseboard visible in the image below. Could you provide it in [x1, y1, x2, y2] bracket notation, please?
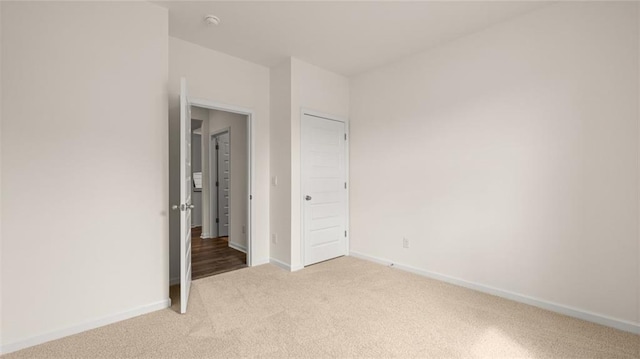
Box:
[269, 258, 304, 272]
[349, 251, 640, 335]
[270, 257, 292, 271]
[170, 277, 180, 286]
[0, 298, 171, 355]
[228, 241, 247, 253]
[200, 232, 212, 239]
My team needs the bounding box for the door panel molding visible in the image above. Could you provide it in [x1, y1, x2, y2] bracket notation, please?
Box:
[179, 77, 192, 314]
[300, 108, 350, 267]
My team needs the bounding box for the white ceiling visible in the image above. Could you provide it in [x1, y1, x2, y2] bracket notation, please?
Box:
[156, 1, 550, 76]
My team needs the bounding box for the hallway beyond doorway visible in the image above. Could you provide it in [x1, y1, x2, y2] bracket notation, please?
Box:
[190, 227, 246, 280]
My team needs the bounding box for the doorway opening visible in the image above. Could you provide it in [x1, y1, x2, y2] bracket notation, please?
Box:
[190, 107, 250, 280]
[172, 78, 256, 313]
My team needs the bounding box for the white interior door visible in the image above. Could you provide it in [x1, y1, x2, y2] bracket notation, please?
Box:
[217, 133, 230, 237]
[302, 114, 348, 266]
[179, 77, 192, 313]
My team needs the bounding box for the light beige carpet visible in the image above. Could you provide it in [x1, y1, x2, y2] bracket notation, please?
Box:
[3, 257, 639, 358]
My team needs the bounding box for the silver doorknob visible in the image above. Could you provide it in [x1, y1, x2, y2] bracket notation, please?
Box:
[305, 195, 312, 201]
[187, 204, 195, 209]
[172, 205, 179, 210]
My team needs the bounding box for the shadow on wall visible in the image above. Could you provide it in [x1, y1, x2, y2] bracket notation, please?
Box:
[191, 120, 203, 228]
[168, 95, 181, 285]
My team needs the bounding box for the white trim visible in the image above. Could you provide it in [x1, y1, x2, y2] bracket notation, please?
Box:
[208, 129, 218, 239]
[269, 257, 304, 272]
[228, 241, 247, 253]
[210, 126, 231, 137]
[270, 257, 292, 271]
[300, 108, 350, 268]
[189, 98, 255, 267]
[170, 277, 180, 286]
[301, 108, 347, 124]
[349, 251, 640, 335]
[0, 299, 171, 355]
[200, 232, 212, 239]
[190, 98, 253, 117]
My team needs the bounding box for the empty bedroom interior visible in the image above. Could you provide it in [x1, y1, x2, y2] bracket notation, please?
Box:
[0, 0, 639, 358]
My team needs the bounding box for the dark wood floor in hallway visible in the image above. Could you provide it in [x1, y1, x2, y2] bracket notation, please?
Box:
[191, 227, 246, 280]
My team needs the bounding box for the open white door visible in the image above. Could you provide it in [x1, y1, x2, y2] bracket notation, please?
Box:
[178, 77, 192, 313]
[302, 113, 348, 266]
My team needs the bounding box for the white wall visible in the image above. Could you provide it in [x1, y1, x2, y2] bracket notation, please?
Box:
[169, 37, 270, 282]
[190, 107, 209, 232]
[201, 117, 211, 238]
[268, 58, 349, 269]
[191, 132, 202, 227]
[207, 110, 248, 251]
[637, 1, 640, 330]
[269, 59, 292, 265]
[350, 1, 640, 327]
[1, 1, 169, 351]
[0, 1, 4, 349]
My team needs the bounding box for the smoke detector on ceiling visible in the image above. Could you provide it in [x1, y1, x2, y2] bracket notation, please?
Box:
[204, 15, 221, 26]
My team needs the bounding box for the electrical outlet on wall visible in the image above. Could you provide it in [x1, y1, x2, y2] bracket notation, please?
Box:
[403, 237, 409, 249]
[271, 233, 278, 244]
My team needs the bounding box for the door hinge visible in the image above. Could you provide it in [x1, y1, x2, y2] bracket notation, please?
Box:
[216, 181, 219, 187]
[216, 218, 219, 223]
[344, 230, 347, 237]
[344, 133, 347, 141]
[250, 195, 253, 200]
[344, 182, 347, 189]
[215, 144, 219, 150]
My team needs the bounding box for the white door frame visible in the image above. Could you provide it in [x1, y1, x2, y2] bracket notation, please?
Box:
[299, 108, 350, 267]
[191, 97, 256, 266]
[209, 127, 230, 240]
